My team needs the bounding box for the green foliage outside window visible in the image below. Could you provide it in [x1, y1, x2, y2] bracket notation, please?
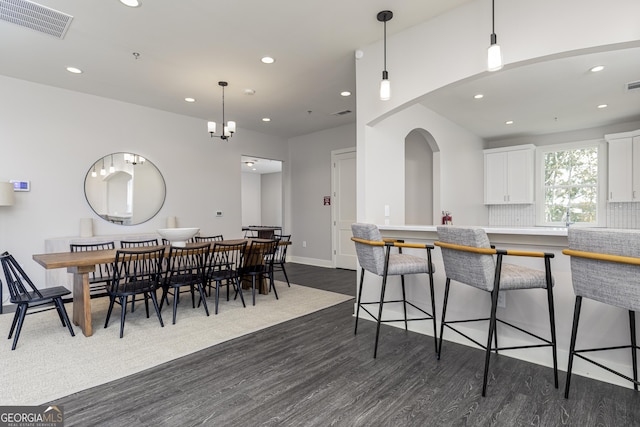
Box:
[543, 146, 598, 224]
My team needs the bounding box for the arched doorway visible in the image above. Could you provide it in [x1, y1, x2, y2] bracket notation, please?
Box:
[405, 129, 440, 225]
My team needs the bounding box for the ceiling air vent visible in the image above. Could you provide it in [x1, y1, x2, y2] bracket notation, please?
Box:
[627, 80, 640, 92]
[331, 110, 352, 116]
[0, 0, 73, 39]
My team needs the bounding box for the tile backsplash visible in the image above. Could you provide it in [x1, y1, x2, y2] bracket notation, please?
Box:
[488, 204, 536, 226]
[488, 203, 640, 228]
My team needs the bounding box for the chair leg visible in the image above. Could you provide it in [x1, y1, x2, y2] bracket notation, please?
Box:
[172, 287, 179, 324]
[235, 277, 246, 307]
[564, 296, 583, 399]
[198, 284, 210, 316]
[400, 275, 408, 331]
[150, 291, 164, 327]
[119, 296, 127, 338]
[545, 265, 559, 389]
[10, 304, 27, 350]
[630, 310, 638, 391]
[281, 263, 290, 287]
[355, 268, 365, 335]
[8, 307, 20, 339]
[252, 275, 256, 306]
[54, 297, 75, 337]
[492, 290, 499, 355]
[215, 280, 220, 314]
[438, 278, 451, 360]
[428, 268, 438, 354]
[482, 285, 500, 397]
[270, 272, 278, 300]
[105, 296, 116, 328]
[373, 273, 389, 359]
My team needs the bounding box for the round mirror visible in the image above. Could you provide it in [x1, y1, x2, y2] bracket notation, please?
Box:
[84, 152, 166, 225]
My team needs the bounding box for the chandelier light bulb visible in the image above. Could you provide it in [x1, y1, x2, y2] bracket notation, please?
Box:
[208, 121, 216, 134]
[487, 39, 503, 72]
[379, 77, 391, 101]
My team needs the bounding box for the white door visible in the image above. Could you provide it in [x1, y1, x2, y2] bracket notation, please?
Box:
[332, 148, 357, 270]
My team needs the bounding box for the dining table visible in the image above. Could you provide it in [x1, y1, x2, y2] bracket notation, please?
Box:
[32, 238, 290, 337]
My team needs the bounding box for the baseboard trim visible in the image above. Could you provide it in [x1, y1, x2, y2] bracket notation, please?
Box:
[288, 256, 333, 268]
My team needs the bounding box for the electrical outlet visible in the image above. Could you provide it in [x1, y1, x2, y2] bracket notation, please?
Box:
[497, 291, 506, 308]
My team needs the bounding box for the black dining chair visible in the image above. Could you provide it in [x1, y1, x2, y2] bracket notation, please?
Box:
[104, 247, 165, 338]
[160, 243, 210, 324]
[1, 251, 75, 350]
[207, 241, 247, 314]
[241, 239, 279, 306]
[120, 239, 159, 248]
[70, 241, 115, 299]
[268, 234, 291, 287]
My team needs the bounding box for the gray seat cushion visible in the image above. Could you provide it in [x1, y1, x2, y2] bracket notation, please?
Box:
[351, 223, 433, 277]
[437, 226, 550, 292]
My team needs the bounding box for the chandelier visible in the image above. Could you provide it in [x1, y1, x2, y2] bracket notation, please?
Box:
[207, 81, 236, 140]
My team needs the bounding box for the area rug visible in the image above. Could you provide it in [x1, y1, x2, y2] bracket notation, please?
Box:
[0, 282, 352, 405]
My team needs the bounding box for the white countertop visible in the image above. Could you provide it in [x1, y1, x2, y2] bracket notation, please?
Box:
[378, 224, 569, 237]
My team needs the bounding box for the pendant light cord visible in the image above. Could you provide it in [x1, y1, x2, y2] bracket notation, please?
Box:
[383, 19, 387, 73]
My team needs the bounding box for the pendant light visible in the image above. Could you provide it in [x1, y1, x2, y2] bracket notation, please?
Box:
[207, 81, 236, 140]
[487, 0, 503, 72]
[377, 10, 393, 101]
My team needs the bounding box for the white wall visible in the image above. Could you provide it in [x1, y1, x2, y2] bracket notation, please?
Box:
[241, 172, 261, 226]
[288, 123, 355, 264]
[0, 75, 288, 297]
[261, 172, 282, 226]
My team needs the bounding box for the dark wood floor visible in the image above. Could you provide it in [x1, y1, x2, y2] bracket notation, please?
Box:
[52, 264, 639, 426]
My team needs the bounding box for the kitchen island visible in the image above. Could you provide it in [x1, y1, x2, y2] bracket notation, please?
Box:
[356, 224, 632, 389]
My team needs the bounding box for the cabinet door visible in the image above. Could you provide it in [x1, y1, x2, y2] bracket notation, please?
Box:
[608, 137, 633, 202]
[506, 149, 534, 203]
[484, 151, 508, 204]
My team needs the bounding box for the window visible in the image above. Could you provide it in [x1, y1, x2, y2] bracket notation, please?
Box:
[536, 141, 606, 226]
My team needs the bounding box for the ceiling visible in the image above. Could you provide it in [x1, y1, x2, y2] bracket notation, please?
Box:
[0, 0, 473, 139]
[2, 1, 637, 142]
[420, 45, 640, 142]
[240, 155, 281, 175]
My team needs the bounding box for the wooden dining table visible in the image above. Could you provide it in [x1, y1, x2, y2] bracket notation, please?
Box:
[32, 238, 290, 337]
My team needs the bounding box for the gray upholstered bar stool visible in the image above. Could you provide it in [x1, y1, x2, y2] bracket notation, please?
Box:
[563, 227, 640, 398]
[351, 223, 437, 358]
[435, 226, 557, 397]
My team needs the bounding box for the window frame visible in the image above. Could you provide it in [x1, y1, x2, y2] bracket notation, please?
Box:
[535, 139, 607, 227]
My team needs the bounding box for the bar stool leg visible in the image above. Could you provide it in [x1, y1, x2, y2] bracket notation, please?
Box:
[545, 256, 559, 388]
[482, 285, 500, 397]
[564, 296, 583, 399]
[401, 275, 408, 331]
[437, 278, 451, 360]
[355, 268, 365, 335]
[428, 266, 438, 354]
[373, 273, 389, 359]
[630, 310, 638, 391]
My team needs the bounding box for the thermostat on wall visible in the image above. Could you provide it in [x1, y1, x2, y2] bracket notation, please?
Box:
[10, 180, 30, 192]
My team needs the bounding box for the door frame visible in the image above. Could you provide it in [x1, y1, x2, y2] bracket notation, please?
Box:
[331, 147, 356, 269]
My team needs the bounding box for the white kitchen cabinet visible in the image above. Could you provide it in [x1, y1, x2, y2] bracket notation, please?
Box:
[484, 145, 535, 205]
[606, 130, 640, 202]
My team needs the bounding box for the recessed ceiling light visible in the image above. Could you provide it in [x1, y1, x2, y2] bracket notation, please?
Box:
[261, 56, 275, 64]
[505, 120, 514, 125]
[340, 91, 351, 97]
[243, 88, 256, 95]
[590, 65, 605, 73]
[66, 67, 82, 74]
[262, 118, 271, 122]
[184, 97, 195, 103]
[597, 104, 608, 109]
[120, 0, 141, 7]
[474, 94, 484, 99]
